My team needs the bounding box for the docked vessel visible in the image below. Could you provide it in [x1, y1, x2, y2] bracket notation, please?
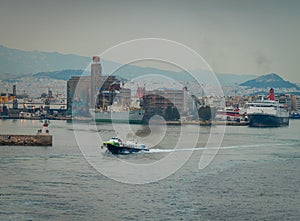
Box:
[215, 107, 244, 122]
[290, 112, 300, 119]
[246, 88, 289, 127]
[91, 108, 145, 124]
[103, 137, 149, 154]
[91, 88, 145, 124]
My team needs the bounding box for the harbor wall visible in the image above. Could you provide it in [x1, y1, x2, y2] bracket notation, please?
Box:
[0, 134, 52, 146]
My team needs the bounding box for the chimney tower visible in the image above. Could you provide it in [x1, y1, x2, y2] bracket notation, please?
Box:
[91, 56, 102, 108]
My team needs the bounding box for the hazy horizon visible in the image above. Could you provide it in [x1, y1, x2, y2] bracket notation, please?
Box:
[0, 0, 299, 82]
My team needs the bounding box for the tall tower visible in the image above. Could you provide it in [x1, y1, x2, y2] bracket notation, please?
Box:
[12, 84, 18, 109]
[13, 85, 16, 96]
[183, 86, 188, 115]
[91, 56, 102, 108]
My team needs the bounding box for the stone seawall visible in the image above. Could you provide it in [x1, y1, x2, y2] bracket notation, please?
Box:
[0, 134, 52, 146]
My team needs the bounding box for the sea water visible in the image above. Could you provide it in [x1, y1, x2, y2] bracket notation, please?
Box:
[0, 119, 299, 220]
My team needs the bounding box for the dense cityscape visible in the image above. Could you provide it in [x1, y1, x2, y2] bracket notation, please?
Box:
[1, 1, 300, 220]
[1, 56, 300, 123]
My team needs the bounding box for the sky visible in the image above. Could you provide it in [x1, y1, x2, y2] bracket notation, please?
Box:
[0, 0, 300, 82]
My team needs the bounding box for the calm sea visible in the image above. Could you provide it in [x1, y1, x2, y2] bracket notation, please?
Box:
[0, 119, 299, 220]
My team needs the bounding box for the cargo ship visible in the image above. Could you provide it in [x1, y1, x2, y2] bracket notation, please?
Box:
[91, 108, 145, 124]
[246, 88, 289, 127]
[90, 84, 145, 124]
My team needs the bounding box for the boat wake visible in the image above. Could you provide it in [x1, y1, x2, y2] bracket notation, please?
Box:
[146, 142, 294, 154]
[148, 147, 205, 153]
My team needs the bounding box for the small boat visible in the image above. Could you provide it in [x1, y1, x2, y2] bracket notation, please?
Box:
[103, 137, 149, 154]
[290, 112, 300, 119]
[36, 119, 51, 135]
[215, 107, 242, 122]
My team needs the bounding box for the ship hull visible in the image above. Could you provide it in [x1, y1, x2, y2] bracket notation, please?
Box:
[92, 110, 144, 124]
[248, 114, 289, 127]
[105, 143, 149, 155]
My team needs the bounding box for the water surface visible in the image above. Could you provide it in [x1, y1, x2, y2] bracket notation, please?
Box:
[0, 119, 299, 220]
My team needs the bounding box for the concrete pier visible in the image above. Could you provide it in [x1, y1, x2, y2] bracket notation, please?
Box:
[0, 134, 52, 146]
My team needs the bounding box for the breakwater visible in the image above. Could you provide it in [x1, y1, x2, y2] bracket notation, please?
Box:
[0, 134, 52, 146]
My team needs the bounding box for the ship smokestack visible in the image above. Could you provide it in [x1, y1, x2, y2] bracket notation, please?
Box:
[267, 88, 275, 101]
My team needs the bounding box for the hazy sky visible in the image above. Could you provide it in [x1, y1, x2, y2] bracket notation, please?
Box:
[0, 0, 299, 82]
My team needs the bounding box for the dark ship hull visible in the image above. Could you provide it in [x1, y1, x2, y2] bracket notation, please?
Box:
[248, 114, 289, 127]
[105, 143, 149, 155]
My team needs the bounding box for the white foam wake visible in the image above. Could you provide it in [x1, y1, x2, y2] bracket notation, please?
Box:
[148, 147, 205, 153]
[146, 143, 289, 154]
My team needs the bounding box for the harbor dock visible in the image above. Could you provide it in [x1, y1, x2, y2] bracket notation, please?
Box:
[166, 120, 249, 126]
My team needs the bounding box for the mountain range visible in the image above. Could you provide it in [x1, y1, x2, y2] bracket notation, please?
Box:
[0, 45, 257, 85]
[0, 45, 90, 79]
[0, 45, 297, 90]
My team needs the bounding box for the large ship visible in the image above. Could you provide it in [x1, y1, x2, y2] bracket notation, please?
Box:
[246, 88, 289, 127]
[91, 85, 145, 124]
[91, 108, 145, 124]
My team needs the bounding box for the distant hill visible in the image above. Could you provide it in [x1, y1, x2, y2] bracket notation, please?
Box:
[32, 67, 195, 81]
[0, 45, 90, 75]
[0, 45, 196, 81]
[0, 73, 24, 81]
[33, 69, 85, 81]
[240, 73, 299, 89]
[0, 44, 267, 86]
[32, 67, 256, 87]
[217, 73, 256, 86]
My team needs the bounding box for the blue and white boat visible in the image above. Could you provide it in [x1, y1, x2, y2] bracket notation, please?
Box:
[290, 112, 300, 119]
[246, 88, 289, 127]
[103, 137, 149, 154]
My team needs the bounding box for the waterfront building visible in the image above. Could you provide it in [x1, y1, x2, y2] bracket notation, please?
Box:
[67, 76, 91, 113]
[291, 95, 300, 112]
[143, 88, 187, 114]
[66, 57, 124, 114]
[277, 94, 292, 113]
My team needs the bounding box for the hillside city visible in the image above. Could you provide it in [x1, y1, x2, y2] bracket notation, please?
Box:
[1, 57, 300, 123]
